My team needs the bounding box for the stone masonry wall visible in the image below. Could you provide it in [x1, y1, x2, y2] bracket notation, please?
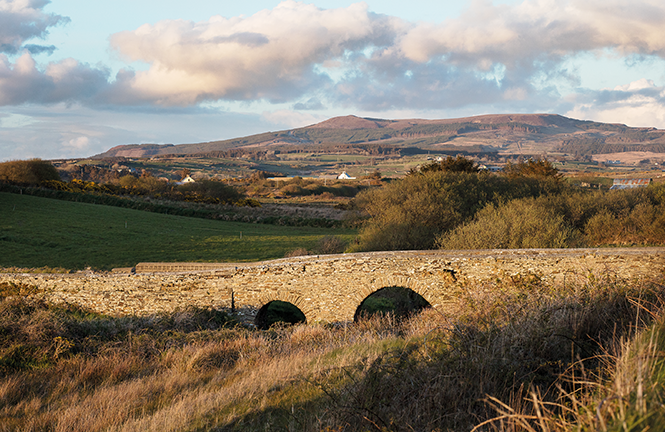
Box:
[2, 248, 664, 324]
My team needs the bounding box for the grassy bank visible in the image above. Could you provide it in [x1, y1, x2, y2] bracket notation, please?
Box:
[1, 272, 664, 430]
[0, 192, 356, 270]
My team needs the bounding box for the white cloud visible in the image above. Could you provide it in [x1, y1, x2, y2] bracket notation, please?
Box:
[0, 0, 69, 54]
[100, 0, 665, 111]
[108, 1, 404, 105]
[63, 136, 91, 150]
[566, 79, 665, 128]
[393, 0, 665, 67]
[0, 52, 110, 105]
[3, 0, 665, 124]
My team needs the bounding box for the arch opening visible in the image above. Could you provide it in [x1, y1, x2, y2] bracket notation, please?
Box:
[255, 300, 307, 330]
[354, 286, 431, 322]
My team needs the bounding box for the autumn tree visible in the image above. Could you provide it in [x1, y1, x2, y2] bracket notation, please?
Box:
[0, 159, 60, 185]
[409, 156, 480, 175]
[503, 158, 562, 180]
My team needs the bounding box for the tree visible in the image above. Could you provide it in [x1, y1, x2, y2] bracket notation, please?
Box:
[179, 168, 191, 180]
[409, 156, 480, 175]
[503, 158, 562, 180]
[351, 171, 495, 251]
[0, 159, 60, 185]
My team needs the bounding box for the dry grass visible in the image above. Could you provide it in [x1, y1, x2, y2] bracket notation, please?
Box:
[2, 272, 665, 431]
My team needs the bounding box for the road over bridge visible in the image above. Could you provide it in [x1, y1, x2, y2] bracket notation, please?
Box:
[2, 248, 664, 325]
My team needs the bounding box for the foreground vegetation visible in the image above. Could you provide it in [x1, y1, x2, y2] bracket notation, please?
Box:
[0, 192, 355, 270]
[2, 271, 664, 431]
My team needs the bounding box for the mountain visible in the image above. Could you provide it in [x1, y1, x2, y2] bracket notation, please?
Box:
[93, 113, 665, 159]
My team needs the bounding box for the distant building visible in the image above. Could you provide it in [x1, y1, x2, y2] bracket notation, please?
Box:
[337, 171, 356, 180]
[176, 175, 196, 185]
[610, 178, 651, 190]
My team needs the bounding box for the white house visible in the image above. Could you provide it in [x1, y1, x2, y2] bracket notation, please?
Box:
[176, 175, 196, 185]
[337, 171, 356, 180]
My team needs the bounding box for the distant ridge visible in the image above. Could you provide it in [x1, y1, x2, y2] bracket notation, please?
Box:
[92, 113, 662, 159]
[305, 113, 603, 130]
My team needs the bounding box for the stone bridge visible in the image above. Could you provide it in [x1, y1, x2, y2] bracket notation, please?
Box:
[2, 248, 664, 325]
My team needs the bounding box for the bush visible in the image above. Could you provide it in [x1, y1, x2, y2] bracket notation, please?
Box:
[0, 159, 60, 185]
[584, 202, 665, 246]
[503, 158, 562, 180]
[437, 198, 582, 249]
[351, 170, 567, 252]
[284, 248, 309, 258]
[409, 155, 480, 174]
[176, 180, 242, 203]
[315, 236, 347, 254]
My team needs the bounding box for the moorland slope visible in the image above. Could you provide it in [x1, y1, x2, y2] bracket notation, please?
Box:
[94, 113, 665, 160]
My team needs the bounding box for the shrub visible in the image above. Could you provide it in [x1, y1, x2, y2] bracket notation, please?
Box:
[177, 179, 242, 203]
[351, 171, 494, 251]
[583, 202, 665, 246]
[284, 248, 310, 258]
[438, 198, 582, 249]
[0, 159, 60, 185]
[314, 236, 347, 254]
[503, 158, 562, 180]
[280, 183, 307, 196]
[409, 155, 480, 174]
[351, 170, 567, 252]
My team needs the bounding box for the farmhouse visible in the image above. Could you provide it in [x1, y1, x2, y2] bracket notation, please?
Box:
[337, 171, 356, 179]
[175, 175, 196, 185]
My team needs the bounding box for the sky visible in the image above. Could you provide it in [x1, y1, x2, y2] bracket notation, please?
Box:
[1, 0, 665, 161]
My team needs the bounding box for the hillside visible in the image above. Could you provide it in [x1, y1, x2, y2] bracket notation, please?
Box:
[93, 113, 665, 160]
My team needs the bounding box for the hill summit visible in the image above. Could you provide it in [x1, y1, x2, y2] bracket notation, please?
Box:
[94, 113, 663, 160]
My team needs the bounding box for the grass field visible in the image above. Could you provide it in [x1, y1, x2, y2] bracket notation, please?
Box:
[0, 192, 356, 270]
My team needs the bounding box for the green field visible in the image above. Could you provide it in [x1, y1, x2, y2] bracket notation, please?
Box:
[0, 192, 356, 270]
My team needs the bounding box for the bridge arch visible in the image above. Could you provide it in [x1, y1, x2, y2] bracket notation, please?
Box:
[255, 300, 307, 329]
[354, 286, 431, 321]
[254, 290, 317, 328]
[345, 276, 436, 321]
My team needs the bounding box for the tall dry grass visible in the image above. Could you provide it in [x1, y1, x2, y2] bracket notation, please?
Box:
[2, 271, 665, 431]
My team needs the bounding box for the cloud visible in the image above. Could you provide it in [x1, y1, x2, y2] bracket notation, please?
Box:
[108, 0, 405, 105]
[24, 43, 55, 55]
[393, 0, 665, 67]
[0, 0, 69, 54]
[566, 79, 665, 128]
[64, 135, 91, 150]
[4, 0, 665, 120]
[0, 52, 110, 105]
[293, 97, 325, 110]
[103, 0, 665, 111]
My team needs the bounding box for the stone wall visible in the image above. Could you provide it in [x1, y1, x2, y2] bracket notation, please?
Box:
[2, 248, 664, 324]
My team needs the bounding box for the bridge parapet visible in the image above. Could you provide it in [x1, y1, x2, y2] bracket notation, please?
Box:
[2, 248, 664, 324]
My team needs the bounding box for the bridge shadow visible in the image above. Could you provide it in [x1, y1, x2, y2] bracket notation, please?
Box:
[228, 302, 307, 330]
